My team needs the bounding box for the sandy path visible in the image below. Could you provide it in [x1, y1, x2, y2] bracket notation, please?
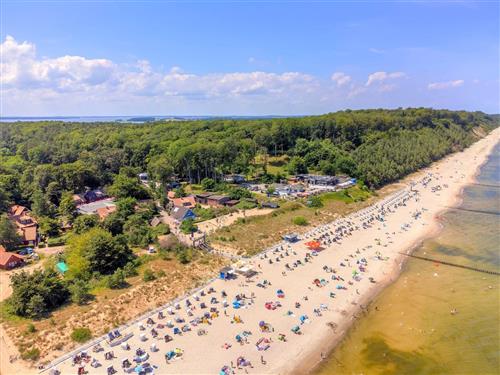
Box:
[11, 128, 500, 375]
[197, 208, 274, 234]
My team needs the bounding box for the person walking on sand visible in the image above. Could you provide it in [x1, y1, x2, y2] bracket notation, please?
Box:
[261, 355, 266, 365]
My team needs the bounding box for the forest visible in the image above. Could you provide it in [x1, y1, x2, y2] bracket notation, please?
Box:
[0, 108, 497, 214]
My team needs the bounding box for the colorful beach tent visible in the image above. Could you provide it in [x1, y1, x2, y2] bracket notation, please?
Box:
[305, 241, 321, 250]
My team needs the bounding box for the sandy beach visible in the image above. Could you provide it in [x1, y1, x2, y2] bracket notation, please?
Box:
[8, 128, 499, 375]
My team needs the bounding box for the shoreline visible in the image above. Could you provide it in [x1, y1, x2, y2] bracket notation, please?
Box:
[301, 133, 500, 375]
[2, 129, 498, 375]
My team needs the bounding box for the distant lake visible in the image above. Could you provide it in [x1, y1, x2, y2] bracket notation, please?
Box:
[0, 115, 296, 123]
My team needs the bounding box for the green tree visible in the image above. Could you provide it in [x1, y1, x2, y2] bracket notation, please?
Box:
[107, 174, 149, 200]
[66, 228, 132, 276]
[58, 191, 77, 219]
[287, 156, 308, 175]
[73, 215, 99, 234]
[68, 279, 91, 305]
[101, 211, 124, 235]
[0, 214, 21, 250]
[180, 219, 197, 234]
[201, 178, 216, 191]
[0, 186, 10, 213]
[123, 214, 153, 247]
[31, 190, 55, 218]
[116, 197, 137, 219]
[8, 269, 70, 318]
[106, 268, 126, 289]
[38, 216, 60, 237]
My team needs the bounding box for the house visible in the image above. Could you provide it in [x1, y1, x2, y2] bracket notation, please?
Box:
[171, 196, 196, 209]
[195, 193, 213, 205]
[72, 194, 85, 206]
[83, 189, 107, 203]
[77, 199, 116, 216]
[225, 199, 240, 207]
[8, 205, 38, 246]
[0, 246, 24, 270]
[150, 217, 162, 227]
[206, 195, 231, 207]
[96, 205, 117, 220]
[223, 174, 246, 184]
[171, 206, 196, 222]
[296, 174, 339, 186]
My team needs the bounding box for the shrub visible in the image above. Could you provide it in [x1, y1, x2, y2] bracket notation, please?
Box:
[21, 347, 40, 361]
[156, 270, 166, 278]
[26, 323, 36, 333]
[293, 216, 308, 226]
[307, 196, 323, 208]
[180, 219, 197, 234]
[71, 327, 92, 343]
[142, 269, 156, 282]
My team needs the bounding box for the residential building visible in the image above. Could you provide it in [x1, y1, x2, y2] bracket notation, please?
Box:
[171, 206, 196, 222]
[171, 196, 196, 209]
[206, 195, 231, 207]
[0, 246, 24, 270]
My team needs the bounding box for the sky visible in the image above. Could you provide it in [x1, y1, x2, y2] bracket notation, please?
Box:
[1, 0, 499, 116]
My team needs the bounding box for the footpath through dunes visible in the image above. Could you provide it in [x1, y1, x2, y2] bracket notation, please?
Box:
[27, 128, 500, 375]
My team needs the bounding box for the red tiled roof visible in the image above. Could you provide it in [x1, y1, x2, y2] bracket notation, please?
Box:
[22, 226, 38, 242]
[96, 205, 117, 220]
[10, 205, 27, 217]
[0, 252, 23, 267]
[171, 196, 196, 209]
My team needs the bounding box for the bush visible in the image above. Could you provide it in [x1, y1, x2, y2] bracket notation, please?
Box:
[71, 327, 92, 343]
[47, 236, 67, 247]
[177, 248, 193, 264]
[26, 323, 36, 333]
[106, 268, 126, 289]
[142, 268, 156, 282]
[307, 196, 323, 208]
[180, 219, 197, 234]
[292, 216, 309, 226]
[21, 347, 40, 361]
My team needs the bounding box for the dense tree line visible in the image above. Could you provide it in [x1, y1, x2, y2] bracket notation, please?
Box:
[0, 108, 496, 213]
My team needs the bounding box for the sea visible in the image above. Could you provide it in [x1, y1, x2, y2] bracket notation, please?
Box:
[316, 142, 500, 375]
[0, 115, 294, 123]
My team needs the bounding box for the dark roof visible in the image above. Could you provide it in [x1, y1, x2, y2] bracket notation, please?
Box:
[207, 195, 230, 201]
[171, 206, 194, 221]
[196, 193, 213, 198]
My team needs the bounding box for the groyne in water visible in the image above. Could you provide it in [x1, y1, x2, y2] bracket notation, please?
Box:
[399, 252, 500, 276]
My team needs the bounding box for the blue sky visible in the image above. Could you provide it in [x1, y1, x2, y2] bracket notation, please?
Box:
[1, 1, 499, 116]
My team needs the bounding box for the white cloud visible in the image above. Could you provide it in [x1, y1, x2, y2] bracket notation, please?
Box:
[331, 72, 351, 87]
[1, 36, 317, 102]
[366, 71, 406, 86]
[427, 80, 464, 90]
